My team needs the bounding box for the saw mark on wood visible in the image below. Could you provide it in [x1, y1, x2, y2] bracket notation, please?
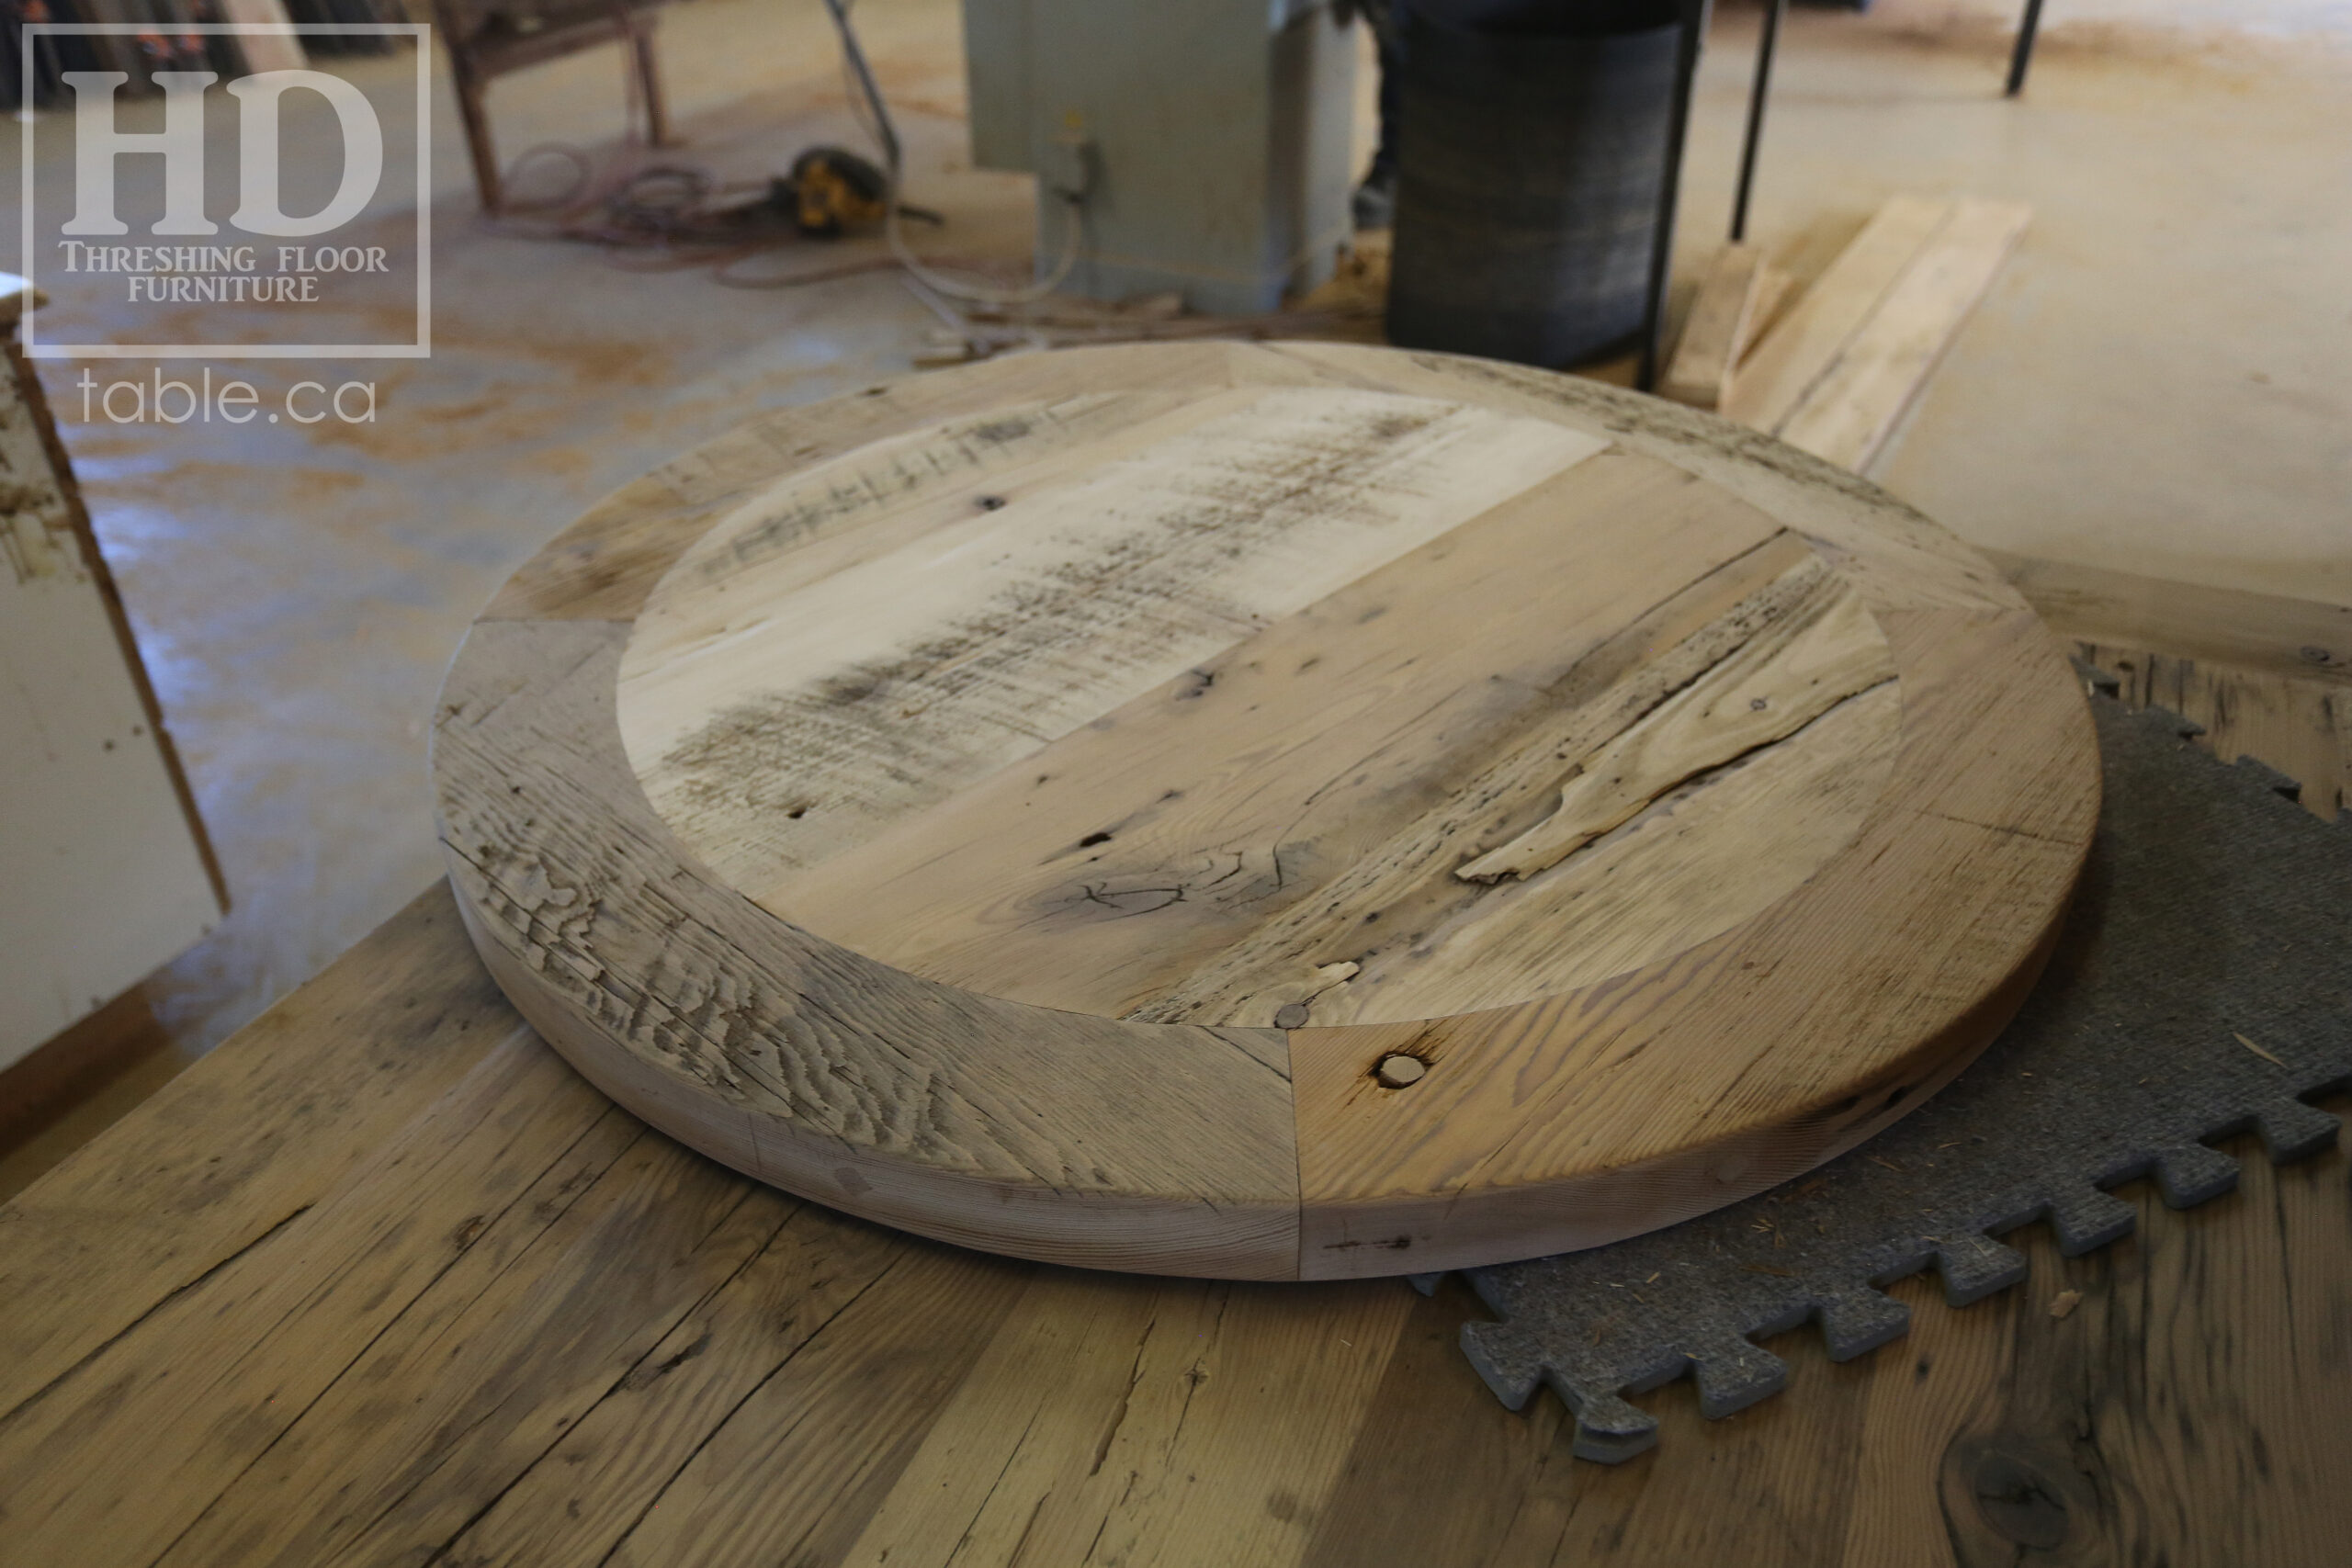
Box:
[1455, 576, 1894, 885]
[1133, 540, 1897, 1028]
[620, 388, 1606, 894]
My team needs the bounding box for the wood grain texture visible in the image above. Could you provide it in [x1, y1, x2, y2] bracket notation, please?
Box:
[1118, 533, 1886, 1032]
[1741, 263, 1798, 367]
[1288, 607, 2098, 1275]
[2, 880, 2346, 1567]
[1663, 243, 1766, 412]
[2079, 643, 2346, 820]
[437, 617, 1301, 1279]
[1986, 547, 2352, 686]
[1982, 553, 2352, 818]
[1451, 568, 1892, 884]
[1722, 196, 1951, 435]
[771, 469, 1888, 1029]
[1775, 201, 2032, 471]
[435, 344, 2098, 1279]
[621, 385, 1606, 893]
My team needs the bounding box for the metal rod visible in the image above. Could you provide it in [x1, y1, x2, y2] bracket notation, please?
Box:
[1730, 0, 1783, 243]
[822, 0, 900, 173]
[1638, 0, 1712, 393]
[2006, 0, 2046, 96]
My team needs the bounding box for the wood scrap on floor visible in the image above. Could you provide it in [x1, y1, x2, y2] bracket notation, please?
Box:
[1773, 200, 2032, 468]
[1723, 195, 1953, 435]
[1743, 262, 1796, 362]
[1660, 243, 1766, 412]
[1688, 195, 2030, 471]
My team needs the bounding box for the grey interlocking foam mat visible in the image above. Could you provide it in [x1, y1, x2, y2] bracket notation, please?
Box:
[1435, 684, 2352, 1462]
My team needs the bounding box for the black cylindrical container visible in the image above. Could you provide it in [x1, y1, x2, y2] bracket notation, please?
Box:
[1385, 1, 1681, 367]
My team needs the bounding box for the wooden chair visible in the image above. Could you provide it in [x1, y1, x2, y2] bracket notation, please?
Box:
[432, 0, 673, 212]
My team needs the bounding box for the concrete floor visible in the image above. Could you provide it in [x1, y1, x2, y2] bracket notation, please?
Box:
[1, 0, 2346, 1185]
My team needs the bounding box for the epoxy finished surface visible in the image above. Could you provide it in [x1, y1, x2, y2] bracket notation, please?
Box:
[432, 342, 2099, 1279]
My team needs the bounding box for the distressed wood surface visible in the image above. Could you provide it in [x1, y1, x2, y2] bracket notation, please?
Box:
[431, 343, 2099, 1279]
[1, 876, 2346, 1568]
[2077, 643, 2346, 821]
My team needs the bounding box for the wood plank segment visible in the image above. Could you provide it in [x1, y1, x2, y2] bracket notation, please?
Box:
[1721, 196, 1952, 435]
[0, 886, 512, 1423]
[837, 1271, 1416, 1567]
[1777, 201, 2033, 471]
[437, 618, 1303, 1278]
[1128, 542, 1897, 1032]
[485, 340, 1251, 624]
[590, 1244, 1034, 1568]
[1986, 547, 2352, 685]
[439, 1202, 924, 1567]
[1289, 608, 2097, 1276]
[11, 872, 2350, 1567]
[1453, 575, 1893, 883]
[1243, 341, 2027, 621]
[1324, 682, 1900, 1028]
[146, 1129, 774, 1568]
[2008, 551, 2352, 820]
[765, 454, 1824, 1024]
[621, 388, 1606, 892]
[2081, 643, 2346, 819]
[0, 1024, 636, 1568]
[1739, 263, 1798, 367]
[1663, 243, 1767, 412]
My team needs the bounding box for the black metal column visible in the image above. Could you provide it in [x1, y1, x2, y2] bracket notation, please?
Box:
[2006, 0, 2046, 96]
[1730, 0, 1784, 243]
[1636, 0, 1713, 392]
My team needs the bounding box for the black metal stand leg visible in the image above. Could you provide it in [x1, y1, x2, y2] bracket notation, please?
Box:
[1638, 0, 1713, 393]
[2006, 0, 2045, 96]
[1730, 0, 1783, 243]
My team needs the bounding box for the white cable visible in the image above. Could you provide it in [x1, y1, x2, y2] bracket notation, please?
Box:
[882, 186, 1084, 310]
[822, 0, 1086, 309]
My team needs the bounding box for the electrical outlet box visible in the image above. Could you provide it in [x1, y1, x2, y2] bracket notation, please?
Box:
[961, 0, 1357, 314]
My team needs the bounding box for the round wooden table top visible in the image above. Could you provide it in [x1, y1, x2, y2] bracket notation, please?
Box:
[432, 341, 2099, 1280]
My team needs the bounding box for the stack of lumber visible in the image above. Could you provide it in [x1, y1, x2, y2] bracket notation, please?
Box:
[1666, 195, 2031, 472]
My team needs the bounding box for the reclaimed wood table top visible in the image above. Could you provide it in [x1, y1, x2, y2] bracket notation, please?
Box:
[3, 352, 2341, 1568]
[429, 342, 2097, 1280]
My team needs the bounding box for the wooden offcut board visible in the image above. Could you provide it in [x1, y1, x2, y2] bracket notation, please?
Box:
[1724, 197, 2033, 471]
[432, 342, 2099, 1279]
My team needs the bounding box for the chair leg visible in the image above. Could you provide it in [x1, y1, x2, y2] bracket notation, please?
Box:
[631, 21, 671, 148]
[452, 58, 503, 213]
[2006, 0, 2045, 96]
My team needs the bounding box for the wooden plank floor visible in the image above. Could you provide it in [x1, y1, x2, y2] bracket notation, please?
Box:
[0, 897, 2345, 1563]
[2, 648, 2346, 1565]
